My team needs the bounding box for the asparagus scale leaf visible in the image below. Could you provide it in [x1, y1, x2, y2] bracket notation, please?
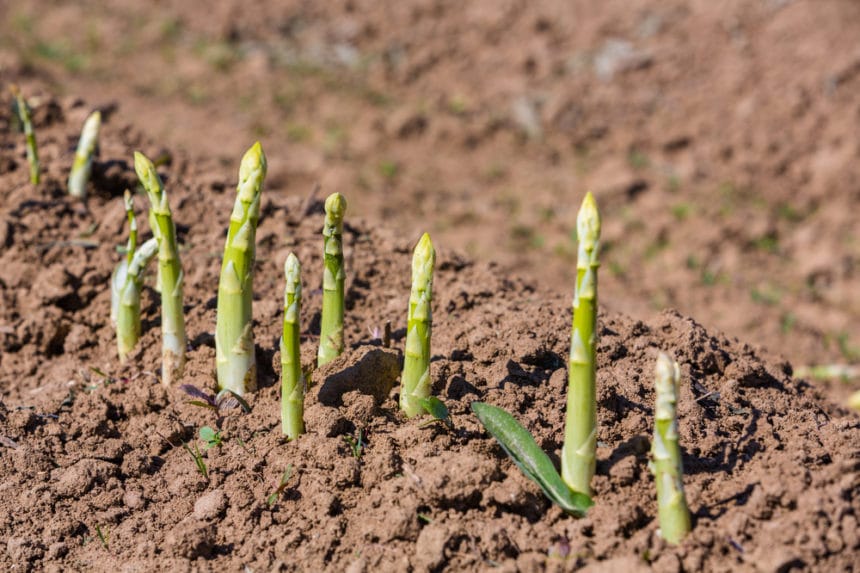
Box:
[68, 110, 101, 198]
[318, 192, 348, 367]
[471, 402, 593, 516]
[216, 142, 267, 396]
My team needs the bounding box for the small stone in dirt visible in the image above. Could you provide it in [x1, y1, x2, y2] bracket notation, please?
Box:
[194, 488, 227, 521]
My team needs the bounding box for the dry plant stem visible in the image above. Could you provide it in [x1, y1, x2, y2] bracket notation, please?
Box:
[281, 253, 304, 439]
[561, 192, 601, 495]
[318, 193, 347, 367]
[216, 142, 267, 396]
[11, 86, 40, 184]
[68, 110, 101, 198]
[134, 151, 186, 386]
[400, 233, 436, 417]
[116, 238, 158, 361]
[651, 353, 692, 544]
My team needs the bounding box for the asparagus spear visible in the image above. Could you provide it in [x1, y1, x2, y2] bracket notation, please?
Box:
[400, 233, 436, 418]
[650, 353, 692, 544]
[216, 142, 267, 396]
[114, 238, 158, 361]
[317, 192, 348, 367]
[134, 151, 186, 386]
[68, 110, 101, 198]
[561, 192, 601, 495]
[281, 253, 304, 439]
[111, 191, 140, 326]
[10, 86, 40, 184]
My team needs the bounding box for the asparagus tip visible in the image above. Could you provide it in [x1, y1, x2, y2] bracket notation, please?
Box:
[324, 192, 347, 220]
[577, 191, 601, 245]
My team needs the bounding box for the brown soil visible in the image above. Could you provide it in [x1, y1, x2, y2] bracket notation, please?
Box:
[1, 100, 859, 571]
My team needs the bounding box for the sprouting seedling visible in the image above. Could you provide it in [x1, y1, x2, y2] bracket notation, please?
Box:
[471, 402, 593, 516]
[216, 142, 267, 396]
[561, 192, 601, 496]
[418, 396, 453, 429]
[343, 428, 365, 459]
[179, 384, 251, 414]
[318, 192, 348, 367]
[199, 426, 223, 449]
[10, 85, 40, 184]
[94, 524, 109, 550]
[134, 151, 186, 386]
[68, 110, 101, 198]
[266, 465, 294, 507]
[281, 253, 304, 440]
[649, 353, 691, 544]
[399, 233, 436, 418]
[111, 193, 158, 361]
[182, 441, 209, 480]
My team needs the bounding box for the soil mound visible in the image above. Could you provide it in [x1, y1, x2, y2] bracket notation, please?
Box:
[0, 99, 858, 572]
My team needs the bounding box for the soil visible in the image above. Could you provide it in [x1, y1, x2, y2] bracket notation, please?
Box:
[0, 100, 859, 572]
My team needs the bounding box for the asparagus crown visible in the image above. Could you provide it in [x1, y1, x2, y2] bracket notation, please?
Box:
[284, 253, 302, 321]
[576, 191, 601, 269]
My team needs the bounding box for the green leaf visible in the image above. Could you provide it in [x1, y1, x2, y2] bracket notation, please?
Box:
[419, 396, 452, 428]
[199, 426, 220, 448]
[471, 402, 593, 516]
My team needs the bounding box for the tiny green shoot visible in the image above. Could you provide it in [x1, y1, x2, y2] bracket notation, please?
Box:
[95, 524, 109, 550]
[343, 428, 365, 460]
[199, 426, 222, 449]
[418, 396, 453, 429]
[266, 465, 294, 507]
[182, 441, 209, 480]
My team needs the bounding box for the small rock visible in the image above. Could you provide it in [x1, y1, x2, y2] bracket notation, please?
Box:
[194, 488, 227, 521]
[52, 458, 118, 498]
[123, 490, 145, 510]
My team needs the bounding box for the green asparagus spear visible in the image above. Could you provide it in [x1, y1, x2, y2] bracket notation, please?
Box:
[216, 142, 267, 396]
[10, 86, 40, 184]
[68, 110, 101, 198]
[561, 192, 601, 495]
[399, 233, 436, 418]
[317, 192, 347, 367]
[113, 238, 158, 361]
[111, 191, 139, 327]
[134, 151, 186, 386]
[650, 353, 692, 544]
[281, 253, 304, 439]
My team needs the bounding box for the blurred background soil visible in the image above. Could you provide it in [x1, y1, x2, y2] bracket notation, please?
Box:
[1, 0, 859, 399]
